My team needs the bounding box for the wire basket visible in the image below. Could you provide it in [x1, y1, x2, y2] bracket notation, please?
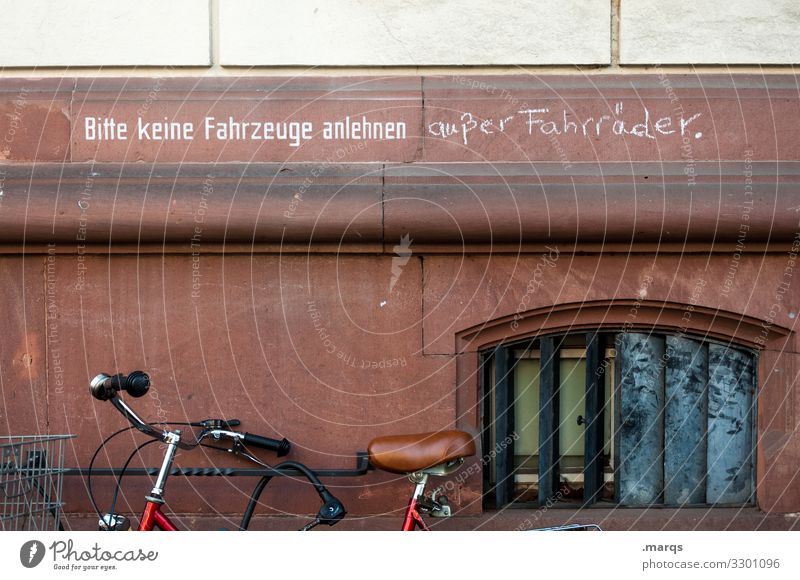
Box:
[1, 434, 75, 531]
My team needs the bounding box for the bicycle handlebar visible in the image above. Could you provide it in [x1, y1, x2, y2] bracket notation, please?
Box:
[90, 371, 291, 456]
[108, 395, 169, 441]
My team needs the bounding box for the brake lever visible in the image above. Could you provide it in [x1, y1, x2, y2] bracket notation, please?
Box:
[195, 431, 263, 466]
[191, 418, 242, 430]
[197, 428, 243, 445]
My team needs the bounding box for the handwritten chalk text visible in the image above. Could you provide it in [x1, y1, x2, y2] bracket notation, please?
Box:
[428, 102, 703, 146]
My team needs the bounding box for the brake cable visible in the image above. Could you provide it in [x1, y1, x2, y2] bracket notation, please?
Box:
[88, 421, 198, 523]
[88, 426, 136, 521]
[233, 447, 340, 531]
[107, 438, 159, 523]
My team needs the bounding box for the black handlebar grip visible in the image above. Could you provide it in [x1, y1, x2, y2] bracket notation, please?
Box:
[124, 371, 151, 398]
[109, 371, 150, 398]
[243, 433, 290, 457]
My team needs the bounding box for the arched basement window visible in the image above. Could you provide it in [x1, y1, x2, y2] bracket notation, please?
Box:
[481, 332, 756, 509]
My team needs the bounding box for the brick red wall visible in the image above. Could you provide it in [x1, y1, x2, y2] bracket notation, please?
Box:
[1, 76, 799, 525]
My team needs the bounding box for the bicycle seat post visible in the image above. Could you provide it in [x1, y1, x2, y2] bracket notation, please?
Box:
[399, 472, 430, 531]
[409, 472, 429, 501]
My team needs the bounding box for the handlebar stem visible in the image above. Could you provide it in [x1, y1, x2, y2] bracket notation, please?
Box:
[150, 430, 181, 499]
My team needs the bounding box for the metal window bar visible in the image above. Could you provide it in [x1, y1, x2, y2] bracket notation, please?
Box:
[0, 435, 75, 531]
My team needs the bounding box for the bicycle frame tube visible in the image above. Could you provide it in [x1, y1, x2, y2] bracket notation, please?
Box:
[139, 500, 177, 531]
[401, 498, 430, 531]
[401, 474, 430, 531]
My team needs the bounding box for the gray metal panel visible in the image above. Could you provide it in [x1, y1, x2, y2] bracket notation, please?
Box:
[617, 333, 666, 505]
[707, 344, 755, 504]
[664, 336, 708, 504]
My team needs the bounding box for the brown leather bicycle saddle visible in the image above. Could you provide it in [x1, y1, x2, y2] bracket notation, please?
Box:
[368, 430, 476, 474]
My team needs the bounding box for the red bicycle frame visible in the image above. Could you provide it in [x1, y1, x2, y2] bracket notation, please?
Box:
[401, 498, 430, 531]
[139, 500, 178, 531]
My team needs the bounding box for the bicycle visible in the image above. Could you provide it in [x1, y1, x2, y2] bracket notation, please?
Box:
[89, 370, 478, 531]
[88, 371, 346, 531]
